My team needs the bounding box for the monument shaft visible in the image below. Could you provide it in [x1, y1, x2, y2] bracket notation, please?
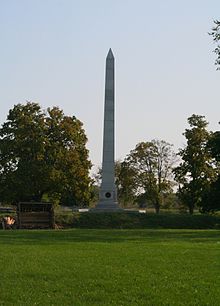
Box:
[96, 49, 119, 210]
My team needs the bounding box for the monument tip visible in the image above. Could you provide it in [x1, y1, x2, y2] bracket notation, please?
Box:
[107, 48, 114, 59]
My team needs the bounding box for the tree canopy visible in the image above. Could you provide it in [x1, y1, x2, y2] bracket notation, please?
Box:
[201, 130, 220, 212]
[0, 102, 92, 206]
[117, 140, 177, 213]
[173, 114, 217, 214]
[115, 160, 138, 207]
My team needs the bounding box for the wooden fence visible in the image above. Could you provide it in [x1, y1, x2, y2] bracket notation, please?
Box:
[17, 202, 55, 229]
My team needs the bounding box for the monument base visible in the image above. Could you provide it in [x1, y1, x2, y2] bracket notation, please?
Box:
[91, 201, 123, 212]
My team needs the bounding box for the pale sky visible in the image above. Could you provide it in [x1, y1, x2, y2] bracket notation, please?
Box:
[1, 0, 220, 170]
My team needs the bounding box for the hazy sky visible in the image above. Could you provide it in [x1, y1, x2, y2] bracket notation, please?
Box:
[1, 0, 220, 170]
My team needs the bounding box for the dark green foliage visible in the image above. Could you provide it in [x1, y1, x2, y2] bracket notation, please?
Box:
[208, 131, 220, 161]
[174, 114, 217, 214]
[0, 103, 47, 202]
[0, 102, 92, 206]
[201, 177, 220, 212]
[201, 131, 220, 212]
[55, 212, 220, 229]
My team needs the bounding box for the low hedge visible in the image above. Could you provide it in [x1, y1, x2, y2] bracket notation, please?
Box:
[55, 211, 220, 229]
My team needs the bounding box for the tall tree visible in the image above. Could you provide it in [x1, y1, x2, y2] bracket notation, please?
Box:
[0, 103, 47, 202]
[0, 102, 92, 206]
[201, 130, 220, 212]
[45, 106, 92, 206]
[209, 20, 220, 69]
[173, 114, 217, 214]
[126, 140, 176, 213]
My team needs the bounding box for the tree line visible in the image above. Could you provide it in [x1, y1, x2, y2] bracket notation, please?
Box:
[114, 114, 220, 214]
[1, 102, 219, 215]
[0, 21, 219, 213]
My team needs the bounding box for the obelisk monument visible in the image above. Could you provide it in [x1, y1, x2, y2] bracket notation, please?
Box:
[95, 49, 121, 211]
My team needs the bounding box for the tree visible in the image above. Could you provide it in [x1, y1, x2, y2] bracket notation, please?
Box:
[0, 102, 47, 203]
[208, 130, 220, 161]
[173, 114, 217, 214]
[0, 102, 92, 206]
[126, 140, 177, 213]
[44, 106, 92, 206]
[209, 20, 220, 69]
[115, 160, 138, 207]
[201, 130, 220, 212]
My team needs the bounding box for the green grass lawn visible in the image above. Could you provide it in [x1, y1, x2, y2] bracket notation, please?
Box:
[0, 229, 220, 306]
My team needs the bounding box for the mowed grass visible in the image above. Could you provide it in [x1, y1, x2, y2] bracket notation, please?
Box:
[0, 229, 220, 306]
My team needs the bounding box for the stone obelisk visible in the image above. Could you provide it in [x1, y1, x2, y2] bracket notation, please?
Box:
[95, 49, 121, 211]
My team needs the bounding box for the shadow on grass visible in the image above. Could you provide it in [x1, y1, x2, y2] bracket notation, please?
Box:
[0, 229, 220, 245]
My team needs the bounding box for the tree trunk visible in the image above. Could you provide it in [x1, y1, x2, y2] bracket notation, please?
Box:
[155, 203, 160, 214]
[189, 205, 194, 215]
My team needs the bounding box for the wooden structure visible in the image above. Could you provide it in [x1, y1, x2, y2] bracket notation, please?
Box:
[17, 202, 55, 229]
[0, 207, 15, 213]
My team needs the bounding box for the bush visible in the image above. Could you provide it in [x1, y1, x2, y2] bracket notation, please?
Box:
[55, 211, 220, 229]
